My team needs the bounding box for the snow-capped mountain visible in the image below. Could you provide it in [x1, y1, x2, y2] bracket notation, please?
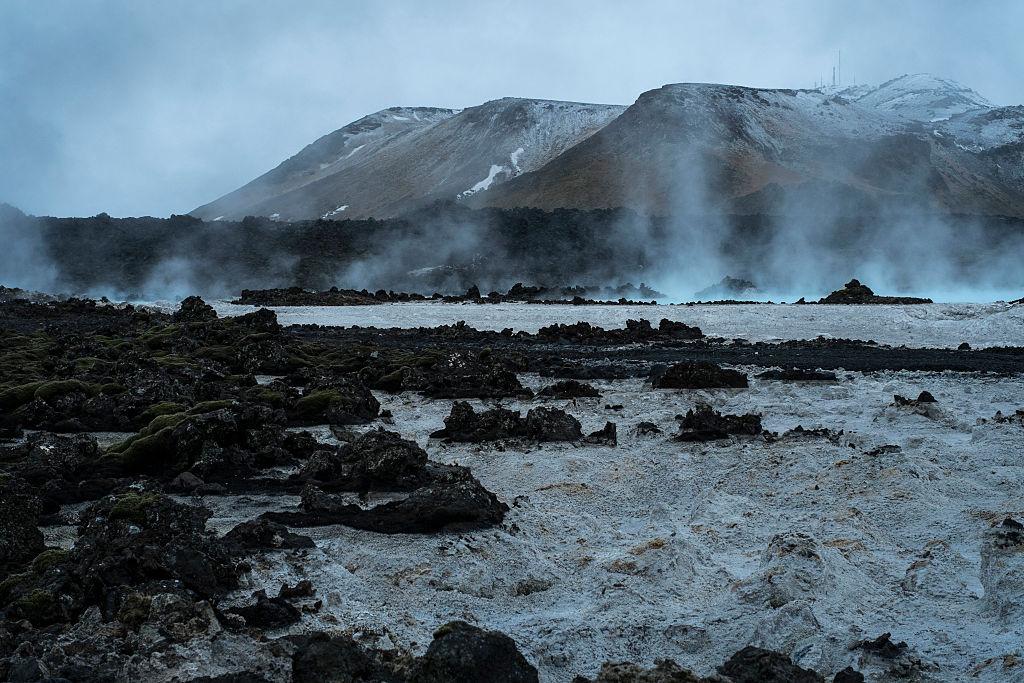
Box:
[192, 99, 623, 221]
[850, 73, 991, 122]
[192, 74, 1024, 220]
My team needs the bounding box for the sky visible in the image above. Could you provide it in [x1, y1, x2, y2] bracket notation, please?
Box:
[1, 0, 1021, 218]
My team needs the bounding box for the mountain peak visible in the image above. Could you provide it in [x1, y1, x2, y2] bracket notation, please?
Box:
[853, 73, 991, 121]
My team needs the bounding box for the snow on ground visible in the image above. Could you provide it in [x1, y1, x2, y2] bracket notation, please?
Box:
[458, 164, 509, 198]
[202, 369, 1024, 682]
[321, 205, 349, 219]
[209, 301, 1024, 349]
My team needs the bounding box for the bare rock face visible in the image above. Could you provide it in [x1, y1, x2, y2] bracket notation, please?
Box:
[980, 517, 1024, 623]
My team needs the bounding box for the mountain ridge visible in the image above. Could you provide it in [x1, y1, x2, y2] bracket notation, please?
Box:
[191, 74, 1024, 220]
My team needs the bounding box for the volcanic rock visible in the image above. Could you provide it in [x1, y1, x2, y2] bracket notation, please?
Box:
[414, 620, 538, 683]
[674, 404, 762, 441]
[652, 362, 748, 389]
[717, 646, 823, 682]
[819, 279, 932, 304]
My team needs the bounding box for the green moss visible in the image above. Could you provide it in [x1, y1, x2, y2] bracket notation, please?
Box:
[154, 355, 192, 368]
[138, 401, 186, 423]
[244, 387, 286, 407]
[294, 389, 344, 419]
[13, 588, 61, 625]
[0, 573, 28, 603]
[30, 549, 70, 573]
[143, 325, 181, 349]
[105, 412, 189, 473]
[0, 381, 44, 410]
[117, 592, 153, 630]
[195, 345, 236, 364]
[33, 379, 98, 402]
[100, 383, 128, 395]
[187, 399, 234, 414]
[108, 492, 163, 525]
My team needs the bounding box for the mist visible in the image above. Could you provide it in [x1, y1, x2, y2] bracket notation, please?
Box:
[3, 1, 1024, 217]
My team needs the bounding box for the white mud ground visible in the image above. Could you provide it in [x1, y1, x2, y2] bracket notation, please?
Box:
[207, 301, 1024, 349]
[184, 369, 1024, 682]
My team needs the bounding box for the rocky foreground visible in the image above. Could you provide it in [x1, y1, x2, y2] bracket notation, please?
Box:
[0, 294, 1022, 681]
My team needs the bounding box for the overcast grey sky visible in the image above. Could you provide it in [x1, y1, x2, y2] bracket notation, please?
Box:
[1, 0, 1021, 217]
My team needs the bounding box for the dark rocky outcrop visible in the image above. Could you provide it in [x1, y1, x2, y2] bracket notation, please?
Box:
[819, 279, 932, 305]
[674, 404, 763, 441]
[414, 621, 539, 683]
[538, 379, 601, 399]
[221, 518, 315, 552]
[717, 646, 824, 682]
[226, 590, 301, 629]
[652, 362, 748, 389]
[266, 464, 508, 534]
[431, 402, 586, 442]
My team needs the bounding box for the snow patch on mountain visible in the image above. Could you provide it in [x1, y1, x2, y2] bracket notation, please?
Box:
[852, 73, 992, 122]
[459, 164, 510, 198]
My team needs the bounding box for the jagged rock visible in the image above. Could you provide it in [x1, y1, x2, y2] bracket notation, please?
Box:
[832, 666, 865, 683]
[652, 362, 748, 389]
[717, 646, 823, 682]
[268, 465, 507, 534]
[290, 376, 380, 426]
[852, 633, 908, 659]
[819, 279, 932, 305]
[634, 421, 662, 436]
[102, 402, 302, 483]
[0, 493, 239, 626]
[674, 404, 762, 441]
[523, 407, 583, 441]
[894, 391, 936, 405]
[419, 353, 530, 399]
[431, 401, 523, 441]
[278, 580, 314, 599]
[295, 429, 430, 491]
[584, 422, 617, 446]
[173, 296, 219, 323]
[693, 276, 760, 301]
[221, 518, 315, 552]
[538, 380, 601, 399]
[0, 487, 45, 575]
[432, 403, 585, 442]
[291, 632, 406, 683]
[414, 620, 538, 683]
[226, 590, 301, 629]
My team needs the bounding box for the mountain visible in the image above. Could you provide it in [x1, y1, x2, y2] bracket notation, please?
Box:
[477, 76, 1024, 217]
[192, 99, 624, 221]
[193, 74, 1024, 220]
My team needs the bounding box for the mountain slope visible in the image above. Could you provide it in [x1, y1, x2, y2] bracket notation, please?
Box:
[192, 74, 1024, 220]
[192, 107, 458, 221]
[193, 99, 624, 220]
[474, 80, 1024, 217]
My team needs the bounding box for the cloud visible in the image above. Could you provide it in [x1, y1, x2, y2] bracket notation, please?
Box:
[0, 0, 1021, 217]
